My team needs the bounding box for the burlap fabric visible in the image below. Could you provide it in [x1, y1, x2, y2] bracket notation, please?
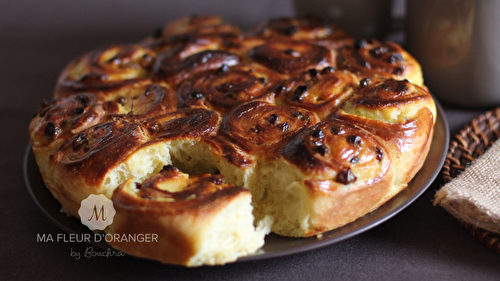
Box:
[435, 140, 500, 234]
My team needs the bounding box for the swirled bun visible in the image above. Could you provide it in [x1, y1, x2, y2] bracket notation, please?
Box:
[248, 40, 335, 76]
[177, 63, 283, 113]
[249, 16, 353, 49]
[54, 44, 155, 98]
[337, 39, 424, 87]
[29, 15, 436, 266]
[279, 69, 359, 119]
[109, 165, 271, 267]
[275, 118, 395, 236]
[336, 78, 436, 189]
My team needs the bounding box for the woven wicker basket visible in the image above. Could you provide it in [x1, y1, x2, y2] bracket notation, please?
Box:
[441, 107, 500, 254]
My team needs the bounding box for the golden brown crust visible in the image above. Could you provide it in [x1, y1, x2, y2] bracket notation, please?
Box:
[106, 83, 178, 120]
[220, 101, 319, 157]
[301, 166, 394, 236]
[108, 166, 252, 266]
[143, 31, 222, 55]
[177, 62, 284, 114]
[146, 108, 220, 141]
[219, 36, 266, 57]
[248, 40, 335, 76]
[28, 15, 436, 266]
[336, 78, 436, 187]
[154, 15, 241, 39]
[281, 69, 359, 119]
[48, 120, 150, 187]
[340, 78, 436, 124]
[337, 39, 423, 86]
[335, 108, 434, 186]
[108, 208, 198, 265]
[54, 44, 154, 98]
[30, 93, 106, 150]
[203, 136, 255, 168]
[29, 93, 109, 174]
[345, 78, 430, 110]
[270, 118, 396, 237]
[280, 118, 392, 181]
[152, 50, 241, 87]
[250, 16, 353, 49]
[116, 165, 247, 215]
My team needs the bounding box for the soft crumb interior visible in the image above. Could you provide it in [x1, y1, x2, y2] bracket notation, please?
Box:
[168, 140, 256, 188]
[99, 136, 323, 260]
[160, 139, 314, 236]
[101, 139, 271, 265]
[165, 140, 312, 235]
[188, 195, 272, 266]
[101, 142, 172, 198]
[99, 139, 256, 199]
[253, 160, 311, 237]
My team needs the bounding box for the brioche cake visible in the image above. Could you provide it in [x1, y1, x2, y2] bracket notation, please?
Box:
[29, 15, 436, 266]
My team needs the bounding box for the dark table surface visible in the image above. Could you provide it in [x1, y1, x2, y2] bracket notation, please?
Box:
[1, 1, 498, 280]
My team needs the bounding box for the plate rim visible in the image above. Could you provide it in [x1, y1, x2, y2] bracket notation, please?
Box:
[242, 99, 449, 261]
[23, 99, 449, 263]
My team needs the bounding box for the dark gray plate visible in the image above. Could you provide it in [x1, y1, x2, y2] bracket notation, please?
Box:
[24, 100, 449, 263]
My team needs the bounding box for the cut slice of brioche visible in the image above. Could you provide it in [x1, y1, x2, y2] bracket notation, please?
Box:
[107, 169, 272, 266]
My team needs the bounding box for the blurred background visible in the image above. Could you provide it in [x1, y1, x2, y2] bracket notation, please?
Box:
[3, 1, 500, 280]
[6, 0, 498, 109]
[0, 0, 408, 111]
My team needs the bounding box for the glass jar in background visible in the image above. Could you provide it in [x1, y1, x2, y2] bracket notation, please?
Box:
[406, 0, 500, 107]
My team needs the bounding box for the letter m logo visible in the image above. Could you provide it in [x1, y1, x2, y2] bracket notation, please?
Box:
[78, 194, 116, 230]
[88, 205, 107, 221]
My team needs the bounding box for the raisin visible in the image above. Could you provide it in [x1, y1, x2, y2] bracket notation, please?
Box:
[210, 176, 224, 185]
[347, 135, 361, 146]
[308, 68, 319, 78]
[280, 122, 290, 132]
[74, 107, 84, 115]
[312, 129, 325, 139]
[316, 145, 328, 156]
[389, 53, 403, 64]
[322, 66, 335, 74]
[191, 90, 204, 100]
[294, 85, 308, 100]
[161, 165, 178, 172]
[72, 133, 88, 151]
[336, 168, 357, 184]
[268, 113, 279, 125]
[393, 66, 405, 75]
[292, 110, 306, 121]
[216, 64, 229, 74]
[75, 95, 91, 107]
[375, 147, 383, 162]
[44, 122, 57, 138]
[330, 125, 342, 135]
[354, 39, 367, 50]
[153, 26, 164, 38]
[369, 47, 387, 57]
[360, 78, 372, 87]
